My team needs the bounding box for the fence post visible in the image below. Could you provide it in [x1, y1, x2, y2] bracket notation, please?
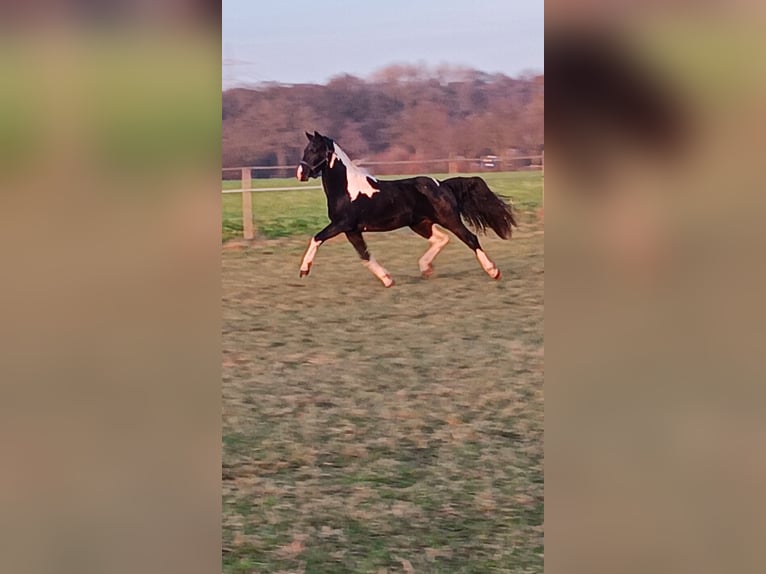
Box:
[448, 153, 458, 174]
[541, 151, 544, 209]
[241, 167, 254, 240]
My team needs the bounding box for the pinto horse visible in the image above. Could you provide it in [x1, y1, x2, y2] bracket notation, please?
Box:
[296, 130, 517, 287]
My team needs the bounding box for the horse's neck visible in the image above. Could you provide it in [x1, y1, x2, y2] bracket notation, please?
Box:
[321, 144, 373, 202]
[321, 161, 349, 199]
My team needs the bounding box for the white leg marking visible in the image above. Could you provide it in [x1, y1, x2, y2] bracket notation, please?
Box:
[476, 249, 500, 279]
[329, 153, 336, 169]
[300, 238, 322, 275]
[363, 258, 394, 287]
[418, 226, 450, 273]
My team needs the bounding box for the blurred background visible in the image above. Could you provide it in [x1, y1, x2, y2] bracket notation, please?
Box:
[0, 2, 221, 574]
[546, 2, 766, 574]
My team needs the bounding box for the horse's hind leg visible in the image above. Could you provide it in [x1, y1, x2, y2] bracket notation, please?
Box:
[345, 231, 394, 287]
[439, 219, 501, 280]
[410, 220, 449, 278]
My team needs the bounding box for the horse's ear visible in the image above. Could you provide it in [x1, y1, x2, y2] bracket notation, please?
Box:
[305, 131, 313, 141]
[314, 130, 322, 138]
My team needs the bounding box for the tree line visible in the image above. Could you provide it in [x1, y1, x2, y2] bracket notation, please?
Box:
[222, 65, 543, 173]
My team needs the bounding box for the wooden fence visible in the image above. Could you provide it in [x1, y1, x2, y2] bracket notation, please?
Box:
[223, 154, 543, 240]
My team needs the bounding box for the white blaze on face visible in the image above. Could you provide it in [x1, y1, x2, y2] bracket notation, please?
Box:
[332, 143, 379, 201]
[476, 249, 500, 278]
[296, 165, 304, 180]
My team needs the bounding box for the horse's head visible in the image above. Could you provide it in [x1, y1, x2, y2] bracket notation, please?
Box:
[297, 130, 334, 181]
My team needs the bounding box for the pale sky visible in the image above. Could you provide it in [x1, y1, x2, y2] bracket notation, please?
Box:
[223, 0, 544, 88]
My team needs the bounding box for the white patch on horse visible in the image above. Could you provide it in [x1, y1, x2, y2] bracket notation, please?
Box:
[418, 225, 449, 273]
[476, 248, 500, 279]
[333, 143, 379, 201]
[300, 237, 322, 274]
[363, 258, 394, 287]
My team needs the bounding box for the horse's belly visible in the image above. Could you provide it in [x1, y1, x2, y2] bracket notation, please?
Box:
[358, 221, 404, 232]
[358, 209, 414, 231]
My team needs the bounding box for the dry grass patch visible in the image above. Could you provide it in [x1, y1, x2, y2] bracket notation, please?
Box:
[223, 226, 543, 573]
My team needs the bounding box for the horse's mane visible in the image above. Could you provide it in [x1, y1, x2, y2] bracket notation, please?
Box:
[332, 142, 378, 200]
[332, 143, 377, 182]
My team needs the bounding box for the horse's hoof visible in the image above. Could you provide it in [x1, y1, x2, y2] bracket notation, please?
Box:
[299, 263, 311, 278]
[383, 275, 395, 288]
[493, 269, 502, 281]
[421, 266, 434, 279]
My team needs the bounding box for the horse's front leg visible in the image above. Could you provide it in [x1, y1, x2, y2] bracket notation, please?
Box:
[345, 231, 394, 287]
[299, 222, 348, 277]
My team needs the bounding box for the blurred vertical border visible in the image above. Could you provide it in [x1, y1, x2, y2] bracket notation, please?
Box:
[0, 2, 221, 573]
[546, 2, 766, 573]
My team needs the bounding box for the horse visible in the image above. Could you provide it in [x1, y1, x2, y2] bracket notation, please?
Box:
[296, 130, 517, 287]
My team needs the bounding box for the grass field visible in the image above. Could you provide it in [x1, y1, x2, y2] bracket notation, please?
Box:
[222, 171, 543, 243]
[222, 204, 544, 572]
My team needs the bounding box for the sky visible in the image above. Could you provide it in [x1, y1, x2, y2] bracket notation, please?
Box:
[222, 0, 544, 88]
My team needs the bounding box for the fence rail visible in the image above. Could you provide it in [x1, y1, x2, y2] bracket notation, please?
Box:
[222, 155, 543, 174]
[223, 154, 543, 240]
[222, 185, 322, 194]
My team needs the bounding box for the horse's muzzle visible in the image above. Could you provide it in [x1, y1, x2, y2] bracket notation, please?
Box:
[296, 164, 308, 181]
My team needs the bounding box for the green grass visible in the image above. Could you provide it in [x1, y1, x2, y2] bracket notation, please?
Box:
[222, 225, 544, 573]
[222, 171, 543, 242]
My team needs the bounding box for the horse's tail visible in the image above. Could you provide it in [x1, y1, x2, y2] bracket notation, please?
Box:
[440, 176, 518, 239]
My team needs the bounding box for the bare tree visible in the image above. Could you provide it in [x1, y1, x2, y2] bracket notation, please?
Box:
[222, 67, 543, 172]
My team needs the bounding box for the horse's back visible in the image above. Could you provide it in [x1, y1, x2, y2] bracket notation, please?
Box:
[376, 176, 445, 199]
